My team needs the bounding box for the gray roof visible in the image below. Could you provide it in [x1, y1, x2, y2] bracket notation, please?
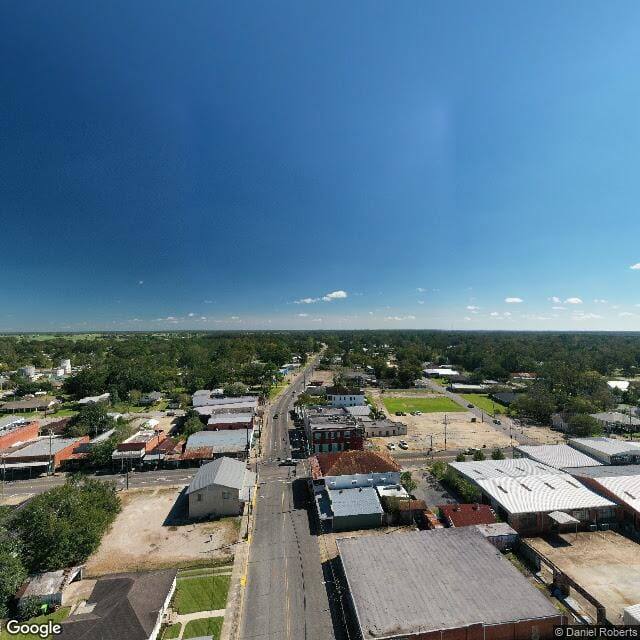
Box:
[569, 437, 640, 457]
[187, 457, 256, 495]
[516, 444, 602, 469]
[591, 411, 640, 426]
[207, 413, 253, 425]
[450, 458, 559, 482]
[0, 415, 29, 431]
[185, 429, 251, 453]
[337, 527, 559, 638]
[567, 465, 640, 479]
[328, 487, 383, 518]
[344, 406, 372, 417]
[5, 436, 82, 458]
[474, 522, 518, 538]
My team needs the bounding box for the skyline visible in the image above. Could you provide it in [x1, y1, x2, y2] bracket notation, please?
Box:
[3, 2, 640, 332]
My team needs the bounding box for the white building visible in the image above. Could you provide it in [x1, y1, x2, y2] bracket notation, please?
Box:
[569, 437, 640, 465]
[59, 359, 72, 374]
[325, 385, 365, 407]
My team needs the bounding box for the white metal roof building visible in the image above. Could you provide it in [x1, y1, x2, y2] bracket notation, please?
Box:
[569, 437, 640, 465]
[337, 527, 562, 639]
[450, 458, 559, 482]
[516, 444, 602, 470]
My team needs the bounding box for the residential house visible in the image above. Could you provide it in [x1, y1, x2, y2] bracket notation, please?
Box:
[0, 396, 59, 413]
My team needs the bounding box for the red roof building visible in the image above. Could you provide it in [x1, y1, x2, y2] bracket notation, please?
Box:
[439, 503, 497, 528]
[309, 450, 401, 480]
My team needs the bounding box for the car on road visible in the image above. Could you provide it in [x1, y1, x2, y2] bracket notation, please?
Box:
[278, 458, 297, 466]
[395, 411, 403, 416]
[273, 413, 279, 419]
[387, 442, 396, 451]
[398, 442, 409, 450]
[493, 419, 502, 425]
[467, 403, 474, 408]
[415, 411, 422, 415]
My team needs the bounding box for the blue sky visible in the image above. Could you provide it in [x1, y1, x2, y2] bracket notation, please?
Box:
[2, 1, 640, 331]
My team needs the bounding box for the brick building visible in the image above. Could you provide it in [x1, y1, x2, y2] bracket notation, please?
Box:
[0, 417, 39, 451]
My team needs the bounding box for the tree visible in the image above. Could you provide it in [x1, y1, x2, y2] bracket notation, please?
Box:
[0, 532, 27, 619]
[430, 460, 447, 481]
[66, 403, 116, 438]
[400, 471, 417, 494]
[455, 452, 466, 462]
[182, 416, 203, 439]
[18, 596, 43, 621]
[224, 382, 248, 397]
[567, 414, 603, 437]
[491, 447, 505, 460]
[127, 389, 142, 406]
[473, 449, 486, 461]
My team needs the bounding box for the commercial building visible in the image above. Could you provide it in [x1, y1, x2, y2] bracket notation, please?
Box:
[19, 365, 36, 379]
[473, 471, 617, 534]
[206, 413, 254, 430]
[59, 569, 177, 640]
[77, 392, 110, 405]
[3, 436, 89, 473]
[337, 527, 563, 640]
[360, 417, 407, 438]
[0, 417, 39, 451]
[516, 444, 602, 470]
[449, 458, 560, 482]
[316, 486, 383, 532]
[0, 396, 59, 413]
[309, 450, 401, 494]
[569, 437, 640, 465]
[112, 428, 167, 464]
[568, 465, 640, 531]
[184, 429, 253, 460]
[186, 456, 256, 519]
[194, 401, 258, 417]
[325, 385, 365, 408]
[448, 383, 487, 393]
[303, 411, 364, 453]
[423, 367, 459, 378]
[590, 411, 640, 434]
[192, 393, 257, 409]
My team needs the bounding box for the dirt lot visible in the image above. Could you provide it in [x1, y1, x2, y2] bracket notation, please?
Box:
[85, 487, 239, 577]
[368, 389, 563, 451]
[527, 531, 640, 624]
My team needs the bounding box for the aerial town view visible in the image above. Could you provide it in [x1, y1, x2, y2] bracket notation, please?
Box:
[2, 2, 640, 639]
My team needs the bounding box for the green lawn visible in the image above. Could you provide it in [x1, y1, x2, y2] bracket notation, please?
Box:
[0, 608, 70, 640]
[183, 617, 224, 639]
[174, 575, 231, 614]
[381, 397, 466, 414]
[268, 382, 287, 400]
[161, 623, 181, 639]
[460, 394, 507, 415]
[178, 564, 233, 578]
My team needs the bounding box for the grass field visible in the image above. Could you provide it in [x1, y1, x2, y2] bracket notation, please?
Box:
[381, 397, 466, 414]
[183, 617, 224, 639]
[460, 394, 507, 415]
[0, 608, 70, 640]
[161, 623, 181, 639]
[174, 575, 231, 614]
[268, 381, 288, 400]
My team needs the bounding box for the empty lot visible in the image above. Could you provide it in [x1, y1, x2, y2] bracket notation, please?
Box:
[85, 487, 239, 576]
[381, 396, 466, 414]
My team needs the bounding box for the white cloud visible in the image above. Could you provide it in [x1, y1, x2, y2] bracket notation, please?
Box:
[548, 296, 561, 303]
[417, 287, 427, 293]
[593, 299, 607, 304]
[463, 316, 471, 321]
[619, 312, 635, 317]
[490, 311, 500, 317]
[504, 297, 523, 304]
[466, 305, 480, 311]
[322, 290, 347, 301]
[138, 280, 144, 285]
[551, 306, 566, 311]
[564, 297, 583, 304]
[384, 315, 416, 321]
[187, 312, 195, 317]
[296, 313, 309, 317]
[203, 300, 214, 304]
[294, 290, 348, 304]
[572, 312, 603, 320]
[630, 263, 640, 270]
[417, 300, 425, 305]
[312, 317, 323, 322]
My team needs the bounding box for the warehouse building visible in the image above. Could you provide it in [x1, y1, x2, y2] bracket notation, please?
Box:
[449, 458, 560, 482]
[0, 417, 39, 451]
[569, 437, 640, 465]
[206, 413, 254, 430]
[515, 444, 602, 470]
[3, 436, 89, 474]
[473, 472, 617, 534]
[316, 486, 383, 532]
[337, 527, 563, 640]
[184, 429, 253, 460]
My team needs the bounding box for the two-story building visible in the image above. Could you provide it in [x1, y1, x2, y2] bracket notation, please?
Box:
[325, 386, 365, 408]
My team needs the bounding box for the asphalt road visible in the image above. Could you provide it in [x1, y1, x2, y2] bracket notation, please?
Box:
[239, 354, 335, 640]
[0, 467, 196, 498]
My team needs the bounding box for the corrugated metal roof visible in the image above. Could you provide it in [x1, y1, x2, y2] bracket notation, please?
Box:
[592, 475, 640, 515]
[474, 522, 517, 538]
[187, 457, 256, 495]
[344, 406, 371, 417]
[337, 527, 559, 638]
[5, 436, 82, 458]
[566, 465, 640, 479]
[476, 472, 616, 515]
[185, 430, 251, 453]
[207, 413, 253, 425]
[328, 487, 382, 518]
[569, 437, 640, 457]
[516, 444, 602, 469]
[450, 458, 559, 482]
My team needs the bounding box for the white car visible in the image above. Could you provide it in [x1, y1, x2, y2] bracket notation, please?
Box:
[414, 411, 422, 416]
[398, 442, 409, 450]
[387, 442, 396, 451]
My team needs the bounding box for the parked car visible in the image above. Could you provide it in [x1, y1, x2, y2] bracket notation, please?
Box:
[395, 411, 403, 416]
[387, 442, 396, 451]
[467, 403, 474, 408]
[273, 413, 279, 419]
[493, 419, 502, 425]
[398, 442, 409, 450]
[415, 411, 422, 416]
[279, 458, 297, 466]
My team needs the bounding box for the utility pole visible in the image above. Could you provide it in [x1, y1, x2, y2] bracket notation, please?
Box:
[444, 415, 448, 451]
[1, 452, 5, 499]
[48, 429, 53, 476]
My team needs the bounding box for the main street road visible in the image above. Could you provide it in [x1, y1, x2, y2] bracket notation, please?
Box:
[239, 353, 335, 640]
[423, 379, 538, 446]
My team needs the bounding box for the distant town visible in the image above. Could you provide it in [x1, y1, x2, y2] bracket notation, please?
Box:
[1, 331, 640, 639]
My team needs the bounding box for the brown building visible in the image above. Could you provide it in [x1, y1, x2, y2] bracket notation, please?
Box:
[439, 503, 497, 528]
[3, 436, 89, 473]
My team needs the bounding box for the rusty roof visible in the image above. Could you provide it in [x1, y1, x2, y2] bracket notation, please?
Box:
[310, 450, 401, 479]
[439, 503, 497, 527]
